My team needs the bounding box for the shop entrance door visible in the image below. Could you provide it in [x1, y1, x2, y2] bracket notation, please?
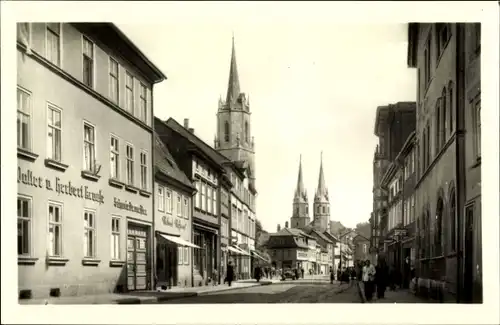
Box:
[127, 225, 148, 291]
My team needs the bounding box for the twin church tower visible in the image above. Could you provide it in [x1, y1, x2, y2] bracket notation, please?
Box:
[291, 153, 330, 232]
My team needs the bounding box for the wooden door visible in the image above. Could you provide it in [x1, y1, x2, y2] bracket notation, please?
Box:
[127, 226, 148, 291]
[464, 205, 474, 302]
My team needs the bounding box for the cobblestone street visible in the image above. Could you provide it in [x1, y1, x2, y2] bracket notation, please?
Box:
[155, 282, 360, 304]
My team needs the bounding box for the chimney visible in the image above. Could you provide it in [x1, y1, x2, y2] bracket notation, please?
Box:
[285, 221, 289, 228]
[184, 118, 189, 129]
[277, 224, 281, 232]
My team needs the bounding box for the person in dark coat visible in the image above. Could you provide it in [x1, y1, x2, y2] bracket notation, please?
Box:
[301, 267, 305, 279]
[255, 265, 262, 282]
[226, 261, 234, 287]
[329, 266, 334, 284]
[375, 256, 389, 299]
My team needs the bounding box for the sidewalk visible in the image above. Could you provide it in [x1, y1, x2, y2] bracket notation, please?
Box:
[357, 281, 429, 303]
[18, 280, 270, 305]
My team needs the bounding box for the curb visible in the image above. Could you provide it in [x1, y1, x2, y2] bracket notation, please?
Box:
[197, 281, 271, 296]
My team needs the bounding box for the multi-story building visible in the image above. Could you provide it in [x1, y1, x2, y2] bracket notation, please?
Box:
[214, 37, 258, 279]
[154, 117, 227, 286]
[266, 222, 314, 271]
[16, 23, 166, 299]
[153, 133, 197, 289]
[301, 227, 333, 274]
[352, 233, 371, 263]
[370, 102, 416, 263]
[225, 163, 256, 280]
[407, 23, 481, 302]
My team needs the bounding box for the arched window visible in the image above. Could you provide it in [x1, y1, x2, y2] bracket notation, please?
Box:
[244, 121, 249, 143]
[441, 87, 447, 141]
[322, 206, 325, 214]
[224, 121, 230, 142]
[435, 198, 444, 256]
[448, 81, 454, 133]
[449, 189, 456, 251]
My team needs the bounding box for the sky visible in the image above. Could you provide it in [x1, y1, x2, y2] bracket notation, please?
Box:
[117, 21, 416, 233]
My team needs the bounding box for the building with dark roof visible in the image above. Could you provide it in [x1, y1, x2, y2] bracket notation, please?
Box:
[16, 23, 166, 299]
[153, 133, 199, 290]
[266, 222, 317, 271]
[155, 117, 228, 286]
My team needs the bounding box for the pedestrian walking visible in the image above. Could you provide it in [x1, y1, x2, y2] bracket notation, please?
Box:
[301, 267, 305, 279]
[362, 259, 376, 302]
[375, 256, 388, 299]
[212, 267, 218, 286]
[254, 265, 262, 282]
[329, 266, 334, 284]
[226, 261, 234, 287]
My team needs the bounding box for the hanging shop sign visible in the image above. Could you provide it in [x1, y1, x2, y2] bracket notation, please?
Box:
[17, 167, 104, 204]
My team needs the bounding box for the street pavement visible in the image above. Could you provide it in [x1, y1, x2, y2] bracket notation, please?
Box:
[153, 280, 361, 304]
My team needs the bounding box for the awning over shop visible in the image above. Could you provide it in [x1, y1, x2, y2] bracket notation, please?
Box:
[159, 234, 201, 249]
[251, 250, 269, 263]
[228, 245, 251, 256]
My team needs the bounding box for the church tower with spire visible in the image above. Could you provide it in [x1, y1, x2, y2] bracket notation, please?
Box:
[313, 152, 330, 232]
[214, 35, 256, 188]
[290, 155, 309, 228]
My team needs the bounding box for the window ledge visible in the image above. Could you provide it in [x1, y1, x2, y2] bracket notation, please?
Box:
[81, 170, 101, 182]
[44, 158, 69, 172]
[139, 189, 152, 198]
[17, 148, 39, 162]
[109, 178, 125, 188]
[82, 258, 101, 266]
[46, 256, 69, 266]
[109, 260, 126, 267]
[125, 185, 139, 193]
[18, 256, 39, 265]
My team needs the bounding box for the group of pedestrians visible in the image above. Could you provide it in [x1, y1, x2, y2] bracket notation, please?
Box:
[359, 256, 404, 302]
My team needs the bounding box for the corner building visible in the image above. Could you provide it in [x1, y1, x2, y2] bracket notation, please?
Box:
[16, 23, 166, 299]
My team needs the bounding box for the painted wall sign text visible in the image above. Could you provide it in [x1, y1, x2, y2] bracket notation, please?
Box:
[162, 215, 187, 230]
[114, 198, 147, 215]
[17, 167, 104, 204]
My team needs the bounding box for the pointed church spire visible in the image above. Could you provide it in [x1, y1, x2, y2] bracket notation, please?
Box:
[294, 155, 307, 202]
[315, 151, 328, 201]
[226, 34, 241, 105]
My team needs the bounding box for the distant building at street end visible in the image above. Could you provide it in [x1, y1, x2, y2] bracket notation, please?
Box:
[352, 233, 371, 263]
[16, 23, 166, 300]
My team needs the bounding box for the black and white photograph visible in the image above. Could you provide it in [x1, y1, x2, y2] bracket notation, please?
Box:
[1, 1, 499, 324]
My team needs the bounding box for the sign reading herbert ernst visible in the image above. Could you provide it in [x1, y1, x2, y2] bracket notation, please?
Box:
[17, 167, 104, 204]
[114, 198, 147, 216]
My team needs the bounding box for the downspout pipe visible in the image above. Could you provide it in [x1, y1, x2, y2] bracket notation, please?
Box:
[455, 23, 467, 303]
